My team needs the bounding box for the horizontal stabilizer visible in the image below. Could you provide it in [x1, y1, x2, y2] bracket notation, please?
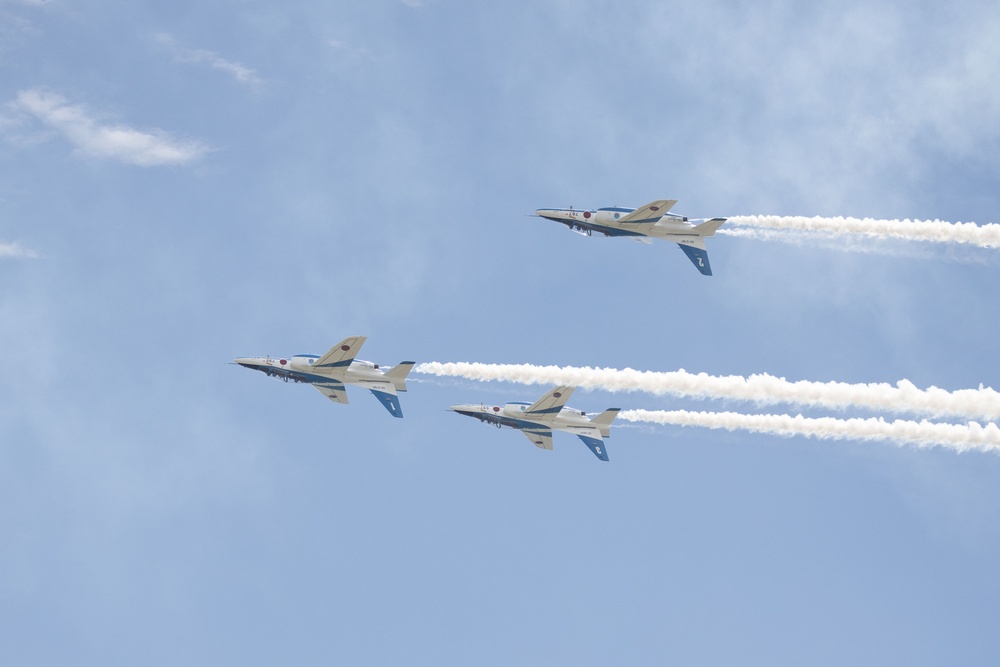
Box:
[693, 217, 726, 236]
[384, 361, 415, 391]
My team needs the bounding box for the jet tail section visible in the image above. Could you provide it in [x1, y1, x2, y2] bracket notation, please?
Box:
[693, 217, 726, 236]
[370, 389, 403, 418]
[384, 361, 415, 391]
[589, 408, 620, 438]
[359, 381, 403, 418]
[577, 434, 610, 461]
[678, 241, 713, 276]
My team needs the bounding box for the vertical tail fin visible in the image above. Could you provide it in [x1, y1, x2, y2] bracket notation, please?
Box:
[370, 388, 404, 418]
[384, 361, 415, 391]
[589, 408, 620, 438]
[678, 242, 712, 275]
[577, 434, 610, 461]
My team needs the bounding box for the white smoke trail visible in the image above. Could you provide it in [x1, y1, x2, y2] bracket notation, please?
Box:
[716, 227, 994, 263]
[727, 215, 1000, 249]
[414, 362, 1000, 421]
[620, 409, 1000, 454]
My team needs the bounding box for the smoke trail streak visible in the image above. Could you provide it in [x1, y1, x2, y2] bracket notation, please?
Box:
[718, 227, 926, 253]
[727, 215, 1000, 249]
[620, 409, 1000, 454]
[414, 362, 1000, 421]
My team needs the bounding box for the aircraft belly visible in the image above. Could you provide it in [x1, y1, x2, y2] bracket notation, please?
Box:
[587, 223, 645, 237]
[263, 366, 337, 385]
[486, 414, 549, 431]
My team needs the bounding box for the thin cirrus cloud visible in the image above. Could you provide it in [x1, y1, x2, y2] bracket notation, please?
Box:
[154, 33, 263, 90]
[10, 88, 211, 166]
[0, 241, 38, 259]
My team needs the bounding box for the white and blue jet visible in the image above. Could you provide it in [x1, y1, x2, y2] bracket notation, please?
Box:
[235, 336, 415, 418]
[450, 386, 620, 461]
[535, 199, 726, 275]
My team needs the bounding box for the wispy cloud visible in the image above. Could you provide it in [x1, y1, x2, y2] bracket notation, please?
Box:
[9, 88, 211, 166]
[0, 241, 38, 259]
[328, 38, 371, 59]
[154, 33, 263, 90]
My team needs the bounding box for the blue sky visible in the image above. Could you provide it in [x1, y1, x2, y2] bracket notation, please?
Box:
[2, 1, 999, 664]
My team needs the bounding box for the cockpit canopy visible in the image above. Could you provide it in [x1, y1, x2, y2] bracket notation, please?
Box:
[503, 402, 530, 417]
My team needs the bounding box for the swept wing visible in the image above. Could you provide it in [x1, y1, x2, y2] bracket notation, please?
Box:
[520, 428, 554, 450]
[617, 199, 677, 224]
[525, 385, 575, 416]
[313, 383, 349, 404]
[314, 336, 366, 372]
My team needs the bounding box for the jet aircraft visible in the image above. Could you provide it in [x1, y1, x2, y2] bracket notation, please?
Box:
[235, 336, 415, 418]
[450, 386, 620, 461]
[534, 199, 726, 275]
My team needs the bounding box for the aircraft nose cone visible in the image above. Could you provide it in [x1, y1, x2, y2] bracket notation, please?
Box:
[536, 208, 577, 223]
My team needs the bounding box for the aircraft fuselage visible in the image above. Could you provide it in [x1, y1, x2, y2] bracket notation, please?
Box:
[450, 401, 594, 432]
[533, 200, 726, 275]
[235, 355, 389, 387]
[235, 336, 415, 418]
[535, 207, 699, 242]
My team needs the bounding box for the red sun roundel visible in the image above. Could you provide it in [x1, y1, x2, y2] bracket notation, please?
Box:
[650, 206, 659, 211]
[341, 345, 351, 351]
[280, 359, 287, 365]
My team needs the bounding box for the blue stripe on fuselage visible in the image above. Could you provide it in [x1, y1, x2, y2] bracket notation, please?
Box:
[558, 219, 646, 238]
[248, 364, 347, 386]
[526, 406, 564, 415]
[314, 359, 354, 369]
[463, 411, 549, 431]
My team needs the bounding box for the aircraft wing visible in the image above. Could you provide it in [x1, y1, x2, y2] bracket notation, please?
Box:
[313, 383, 349, 404]
[617, 199, 677, 224]
[314, 336, 366, 371]
[525, 385, 575, 416]
[521, 428, 553, 451]
[358, 381, 403, 418]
